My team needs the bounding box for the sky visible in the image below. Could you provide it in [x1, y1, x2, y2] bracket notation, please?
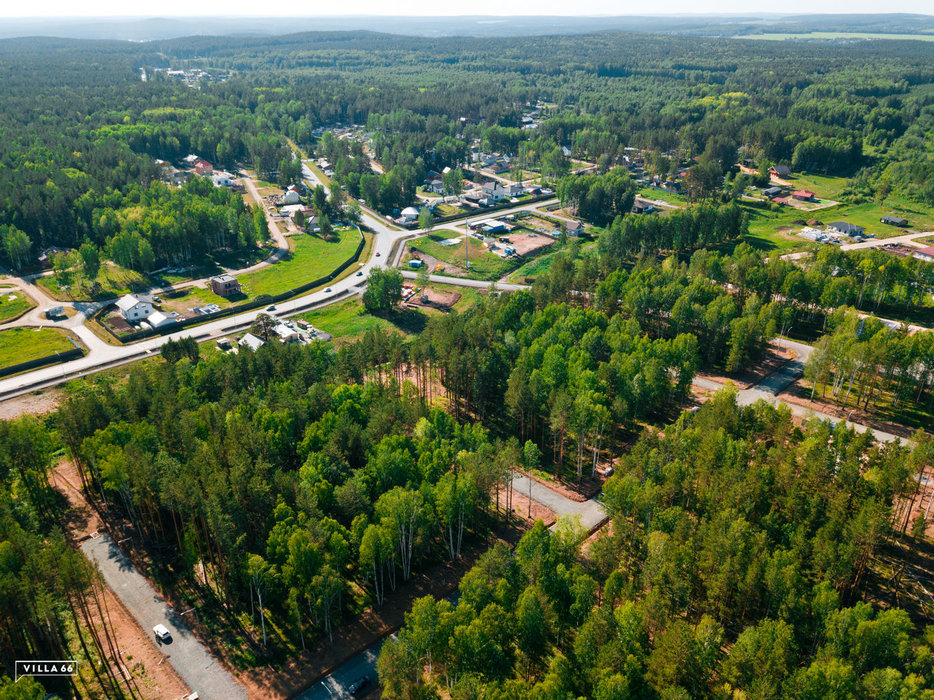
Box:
[3, 2, 934, 17]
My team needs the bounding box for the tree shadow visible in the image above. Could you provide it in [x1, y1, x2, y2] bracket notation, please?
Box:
[387, 308, 428, 334]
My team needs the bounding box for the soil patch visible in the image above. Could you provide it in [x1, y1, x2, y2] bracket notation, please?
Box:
[495, 485, 557, 527]
[776, 383, 923, 440]
[0, 387, 63, 420]
[404, 287, 461, 310]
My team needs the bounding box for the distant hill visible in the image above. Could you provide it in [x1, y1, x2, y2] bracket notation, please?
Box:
[0, 13, 932, 41]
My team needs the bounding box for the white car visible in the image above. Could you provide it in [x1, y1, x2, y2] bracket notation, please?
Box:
[153, 624, 171, 642]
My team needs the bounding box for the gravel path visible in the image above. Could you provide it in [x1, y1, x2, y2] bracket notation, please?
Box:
[82, 534, 246, 700]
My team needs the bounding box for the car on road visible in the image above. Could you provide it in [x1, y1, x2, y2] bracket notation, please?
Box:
[375, 252, 381, 257]
[153, 624, 171, 642]
[349, 676, 371, 695]
[324, 287, 332, 293]
[356, 271, 364, 276]
[266, 305, 276, 311]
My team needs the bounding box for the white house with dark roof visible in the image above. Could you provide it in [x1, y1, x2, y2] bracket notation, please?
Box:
[115, 294, 154, 323]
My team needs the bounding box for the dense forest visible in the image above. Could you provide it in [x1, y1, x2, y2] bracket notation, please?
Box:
[5, 28, 934, 262]
[380, 393, 934, 698]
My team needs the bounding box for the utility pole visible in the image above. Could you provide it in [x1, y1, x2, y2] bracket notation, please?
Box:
[465, 219, 470, 270]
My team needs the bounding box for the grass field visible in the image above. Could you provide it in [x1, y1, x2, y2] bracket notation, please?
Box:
[409, 231, 516, 281]
[638, 187, 689, 206]
[0, 288, 35, 323]
[160, 285, 238, 314]
[38, 264, 155, 301]
[737, 32, 934, 42]
[239, 228, 361, 297]
[0, 327, 76, 370]
[301, 283, 483, 343]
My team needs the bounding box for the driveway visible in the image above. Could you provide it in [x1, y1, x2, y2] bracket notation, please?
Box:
[82, 534, 246, 700]
[508, 472, 607, 532]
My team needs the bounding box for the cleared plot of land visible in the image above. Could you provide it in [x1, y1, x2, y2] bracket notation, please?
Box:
[300, 284, 482, 343]
[0, 327, 76, 370]
[497, 230, 556, 258]
[239, 228, 360, 297]
[0, 288, 34, 323]
[638, 187, 688, 206]
[159, 285, 239, 315]
[38, 264, 155, 301]
[408, 232, 515, 281]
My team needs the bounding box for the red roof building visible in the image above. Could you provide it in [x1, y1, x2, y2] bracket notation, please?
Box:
[791, 190, 815, 201]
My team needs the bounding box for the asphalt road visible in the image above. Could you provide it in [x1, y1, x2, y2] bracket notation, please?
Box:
[694, 338, 903, 444]
[295, 638, 387, 700]
[82, 534, 247, 700]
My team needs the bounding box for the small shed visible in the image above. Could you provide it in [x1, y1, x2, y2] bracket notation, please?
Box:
[881, 216, 908, 227]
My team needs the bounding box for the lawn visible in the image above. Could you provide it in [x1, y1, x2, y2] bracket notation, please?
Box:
[639, 187, 689, 207]
[37, 264, 155, 301]
[409, 231, 516, 281]
[509, 250, 560, 283]
[301, 283, 483, 343]
[160, 285, 238, 314]
[239, 228, 362, 297]
[0, 327, 77, 370]
[0, 288, 34, 323]
[739, 202, 821, 251]
[300, 297, 426, 343]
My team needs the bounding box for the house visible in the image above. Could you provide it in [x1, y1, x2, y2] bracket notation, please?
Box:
[115, 294, 153, 323]
[212, 171, 235, 187]
[479, 219, 508, 235]
[273, 323, 300, 343]
[562, 146, 572, 158]
[792, 190, 816, 201]
[566, 221, 585, 236]
[881, 216, 909, 227]
[45, 306, 64, 319]
[210, 274, 242, 297]
[828, 222, 865, 237]
[506, 183, 524, 197]
[914, 246, 934, 263]
[239, 333, 266, 352]
[400, 206, 420, 223]
[632, 201, 655, 215]
[427, 179, 445, 194]
[762, 187, 784, 199]
[481, 183, 507, 202]
[282, 190, 301, 205]
[770, 165, 792, 178]
[661, 180, 681, 193]
[146, 310, 179, 328]
[193, 159, 213, 176]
